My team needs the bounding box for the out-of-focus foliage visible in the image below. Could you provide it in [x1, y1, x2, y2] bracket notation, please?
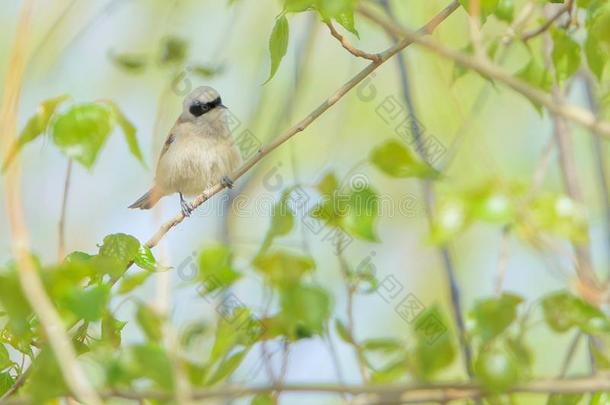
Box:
[1, 0, 610, 403]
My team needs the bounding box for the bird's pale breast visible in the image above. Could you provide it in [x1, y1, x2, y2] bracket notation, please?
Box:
[155, 133, 241, 196]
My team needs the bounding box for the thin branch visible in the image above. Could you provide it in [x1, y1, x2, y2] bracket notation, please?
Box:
[378, 0, 474, 379]
[521, 0, 574, 42]
[0, 1, 102, 404]
[325, 21, 381, 62]
[559, 332, 582, 378]
[583, 74, 610, 279]
[6, 376, 610, 405]
[142, 0, 461, 251]
[57, 159, 73, 260]
[337, 245, 370, 383]
[357, 4, 610, 141]
[494, 226, 511, 295]
[542, 28, 600, 291]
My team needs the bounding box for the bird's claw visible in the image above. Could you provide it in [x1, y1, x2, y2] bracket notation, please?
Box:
[180, 198, 193, 217]
[221, 176, 234, 189]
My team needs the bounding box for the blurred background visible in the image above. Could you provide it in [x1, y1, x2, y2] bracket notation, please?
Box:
[1, 0, 608, 403]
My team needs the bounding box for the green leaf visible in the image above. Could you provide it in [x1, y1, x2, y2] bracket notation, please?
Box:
[251, 394, 274, 405]
[585, 4, 610, 80]
[470, 293, 523, 343]
[198, 244, 241, 293]
[459, 0, 500, 22]
[334, 10, 359, 37]
[136, 303, 164, 343]
[429, 197, 471, 245]
[317, 172, 339, 196]
[342, 185, 380, 241]
[279, 284, 332, 339]
[541, 291, 610, 334]
[0, 372, 15, 397]
[371, 357, 408, 383]
[590, 393, 610, 405]
[205, 349, 248, 385]
[118, 271, 151, 294]
[265, 15, 289, 83]
[259, 191, 295, 255]
[253, 250, 314, 288]
[409, 307, 455, 379]
[191, 64, 224, 78]
[370, 140, 440, 179]
[51, 103, 114, 168]
[335, 319, 352, 343]
[467, 181, 521, 224]
[25, 349, 68, 401]
[134, 246, 157, 272]
[63, 285, 110, 322]
[109, 51, 148, 72]
[551, 28, 581, 83]
[494, 0, 514, 22]
[0, 272, 34, 339]
[0, 345, 11, 371]
[524, 194, 588, 242]
[158, 36, 189, 66]
[516, 57, 552, 114]
[129, 344, 175, 391]
[107, 101, 146, 167]
[2, 95, 69, 171]
[209, 308, 262, 363]
[474, 346, 521, 392]
[548, 394, 584, 405]
[180, 321, 209, 349]
[102, 312, 127, 348]
[98, 233, 140, 268]
[284, 0, 315, 12]
[362, 338, 404, 354]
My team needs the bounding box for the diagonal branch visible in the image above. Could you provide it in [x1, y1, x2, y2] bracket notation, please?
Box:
[143, 1, 461, 250]
[357, 4, 610, 141]
[521, 0, 575, 41]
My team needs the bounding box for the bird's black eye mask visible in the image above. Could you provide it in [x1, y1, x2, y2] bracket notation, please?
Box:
[189, 97, 222, 117]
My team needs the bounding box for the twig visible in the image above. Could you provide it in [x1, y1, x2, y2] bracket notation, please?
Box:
[5, 376, 610, 404]
[325, 21, 381, 62]
[494, 226, 511, 295]
[0, 1, 102, 404]
[142, 0, 462, 251]
[337, 245, 370, 383]
[356, 5, 610, 141]
[378, 0, 474, 379]
[57, 159, 72, 260]
[559, 332, 582, 378]
[521, 0, 574, 42]
[583, 74, 610, 279]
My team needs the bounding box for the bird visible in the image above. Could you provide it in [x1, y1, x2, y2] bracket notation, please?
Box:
[129, 86, 242, 216]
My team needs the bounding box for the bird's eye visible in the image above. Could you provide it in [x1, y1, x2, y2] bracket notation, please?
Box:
[189, 102, 209, 117]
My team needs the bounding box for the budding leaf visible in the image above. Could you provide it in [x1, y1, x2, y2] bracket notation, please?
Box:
[2, 95, 69, 172]
[551, 28, 581, 83]
[265, 15, 289, 83]
[370, 140, 440, 179]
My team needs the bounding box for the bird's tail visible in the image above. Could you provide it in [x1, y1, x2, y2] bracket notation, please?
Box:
[128, 187, 164, 210]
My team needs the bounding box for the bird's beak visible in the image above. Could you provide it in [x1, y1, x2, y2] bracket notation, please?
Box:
[219, 103, 228, 109]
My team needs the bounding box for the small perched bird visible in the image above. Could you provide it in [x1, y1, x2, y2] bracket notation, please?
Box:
[129, 86, 242, 216]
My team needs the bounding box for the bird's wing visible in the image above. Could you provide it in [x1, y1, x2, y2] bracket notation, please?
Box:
[159, 132, 175, 159]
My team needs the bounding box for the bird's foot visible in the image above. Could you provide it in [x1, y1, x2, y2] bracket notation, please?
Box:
[221, 176, 234, 189]
[180, 194, 193, 217]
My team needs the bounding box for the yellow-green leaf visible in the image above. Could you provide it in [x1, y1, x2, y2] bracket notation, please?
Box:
[265, 15, 289, 83]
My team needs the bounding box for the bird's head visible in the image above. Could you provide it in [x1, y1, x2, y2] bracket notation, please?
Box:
[182, 86, 227, 124]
